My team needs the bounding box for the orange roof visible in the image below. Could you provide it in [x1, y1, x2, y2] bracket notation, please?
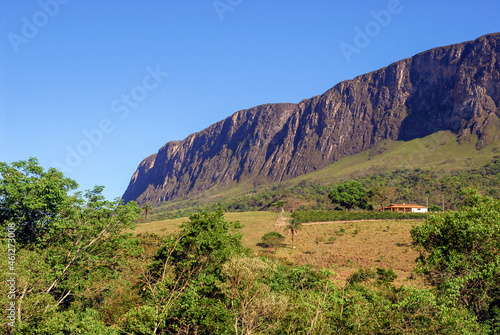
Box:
[383, 204, 427, 209]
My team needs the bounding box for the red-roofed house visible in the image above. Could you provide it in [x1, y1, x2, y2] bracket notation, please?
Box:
[382, 203, 428, 213]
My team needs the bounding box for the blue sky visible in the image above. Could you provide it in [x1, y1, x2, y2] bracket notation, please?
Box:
[0, 0, 499, 200]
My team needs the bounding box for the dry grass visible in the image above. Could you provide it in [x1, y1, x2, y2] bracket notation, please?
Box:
[132, 211, 279, 242]
[132, 212, 425, 287]
[132, 217, 185, 235]
[224, 211, 279, 247]
[273, 219, 424, 287]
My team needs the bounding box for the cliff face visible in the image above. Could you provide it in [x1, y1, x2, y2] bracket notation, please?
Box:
[123, 33, 500, 204]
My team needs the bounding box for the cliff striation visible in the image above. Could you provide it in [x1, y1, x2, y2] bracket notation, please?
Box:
[123, 33, 500, 204]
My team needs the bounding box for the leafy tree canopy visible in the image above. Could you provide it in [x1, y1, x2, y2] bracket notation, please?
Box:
[328, 181, 368, 210]
[151, 209, 244, 278]
[145, 209, 245, 334]
[0, 158, 141, 331]
[261, 231, 285, 251]
[0, 158, 78, 247]
[412, 189, 500, 331]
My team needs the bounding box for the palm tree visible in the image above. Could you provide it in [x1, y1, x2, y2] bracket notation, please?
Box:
[283, 219, 302, 250]
[142, 203, 152, 221]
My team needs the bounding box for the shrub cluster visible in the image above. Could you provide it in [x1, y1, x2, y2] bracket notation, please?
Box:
[292, 210, 426, 223]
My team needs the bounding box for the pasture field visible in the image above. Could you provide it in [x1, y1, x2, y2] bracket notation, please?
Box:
[133, 211, 424, 286]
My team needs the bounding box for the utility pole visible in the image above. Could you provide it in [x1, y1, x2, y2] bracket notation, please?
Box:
[442, 195, 445, 212]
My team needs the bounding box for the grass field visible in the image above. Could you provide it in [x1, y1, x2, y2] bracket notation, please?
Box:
[282, 219, 424, 287]
[133, 211, 424, 287]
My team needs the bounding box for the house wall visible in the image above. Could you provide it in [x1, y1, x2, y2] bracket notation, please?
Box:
[384, 206, 428, 213]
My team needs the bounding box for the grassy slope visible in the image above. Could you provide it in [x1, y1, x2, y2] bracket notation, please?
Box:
[133, 211, 424, 287]
[266, 130, 497, 189]
[151, 130, 500, 216]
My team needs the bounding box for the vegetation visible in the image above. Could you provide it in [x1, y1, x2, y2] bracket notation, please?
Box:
[141, 203, 153, 221]
[283, 220, 302, 250]
[291, 209, 426, 223]
[2, 158, 500, 333]
[260, 232, 285, 252]
[0, 158, 141, 333]
[412, 189, 500, 332]
[146, 131, 500, 220]
[147, 158, 500, 221]
[328, 181, 368, 209]
[136, 213, 424, 284]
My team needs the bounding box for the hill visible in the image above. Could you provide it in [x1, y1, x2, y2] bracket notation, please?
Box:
[123, 33, 500, 205]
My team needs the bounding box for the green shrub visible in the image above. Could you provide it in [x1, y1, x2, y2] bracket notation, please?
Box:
[292, 210, 426, 223]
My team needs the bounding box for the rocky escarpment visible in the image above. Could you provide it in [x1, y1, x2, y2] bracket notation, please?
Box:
[123, 33, 500, 205]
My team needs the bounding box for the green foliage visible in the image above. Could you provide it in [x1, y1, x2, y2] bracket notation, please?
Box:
[412, 189, 500, 332]
[148, 156, 500, 220]
[276, 272, 482, 334]
[137, 209, 245, 334]
[283, 219, 302, 249]
[122, 305, 157, 334]
[428, 203, 443, 212]
[347, 267, 397, 287]
[261, 231, 285, 252]
[375, 268, 397, 286]
[32, 309, 117, 335]
[2, 158, 499, 333]
[386, 287, 482, 335]
[150, 209, 244, 280]
[292, 209, 426, 223]
[266, 264, 332, 293]
[141, 202, 153, 220]
[329, 181, 368, 209]
[367, 186, 394, 209]
[347, 268, 376, 285]
[0, 158, 78, 247]
[217, 257, 288, 334]
[0, 158, 141, 333]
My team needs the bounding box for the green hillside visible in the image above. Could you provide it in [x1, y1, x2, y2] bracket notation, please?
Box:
[286, 131, 496, 184]
[146, 131, 500, 220]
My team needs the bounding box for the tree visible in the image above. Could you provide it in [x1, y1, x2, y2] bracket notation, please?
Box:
[328, 181, 368, 210]
[142, 203, 153, 220]
[271, 200, 285, 212]
[428, 204, 443, 212]
[0, 158, 141, 331]
[150, 209, 244, 280]
[217, 257, 288, 335]
[261, 232, 285, 253]
[0, 158, 78, 247]
[411, 189, 500, 332]
[284, 220, 302, 250]
[144, 209, 245, 334]
[368, 186, 394, 210]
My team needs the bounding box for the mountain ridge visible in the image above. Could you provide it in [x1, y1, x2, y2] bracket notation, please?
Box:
[123, 33, 500, 205]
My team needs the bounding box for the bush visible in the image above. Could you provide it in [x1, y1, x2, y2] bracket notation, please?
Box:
[260, 232, 285, 252]
[292, 210, 426, 223]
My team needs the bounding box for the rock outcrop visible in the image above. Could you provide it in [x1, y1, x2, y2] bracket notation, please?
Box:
[123, 33, 500, 204]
